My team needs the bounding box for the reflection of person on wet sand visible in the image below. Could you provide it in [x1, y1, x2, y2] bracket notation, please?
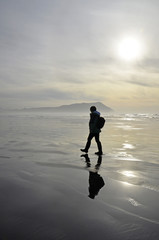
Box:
[81, 154, 105, 199]
[88, 171, 105, 199]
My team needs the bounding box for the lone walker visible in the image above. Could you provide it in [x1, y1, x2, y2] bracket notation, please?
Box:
[81, 106, 103, 155]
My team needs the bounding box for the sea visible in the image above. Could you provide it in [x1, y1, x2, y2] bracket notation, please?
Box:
[0, 110, 159, 239]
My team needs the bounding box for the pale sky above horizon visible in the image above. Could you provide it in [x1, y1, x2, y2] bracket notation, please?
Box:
[0, 0, 159, 112]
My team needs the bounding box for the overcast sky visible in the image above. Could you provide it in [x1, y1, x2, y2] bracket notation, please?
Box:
[0, 0, 159, 112]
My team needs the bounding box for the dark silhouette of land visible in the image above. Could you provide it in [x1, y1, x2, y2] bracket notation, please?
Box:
[21, 102, 113, 113]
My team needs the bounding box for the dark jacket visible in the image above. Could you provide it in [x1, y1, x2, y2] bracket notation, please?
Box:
[89, 111, 101, 133]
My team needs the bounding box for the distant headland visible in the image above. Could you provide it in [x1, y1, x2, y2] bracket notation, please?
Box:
[22, 102, 113, 113]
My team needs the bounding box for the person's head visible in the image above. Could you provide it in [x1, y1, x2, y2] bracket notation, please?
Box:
[90, 106, 96, 113]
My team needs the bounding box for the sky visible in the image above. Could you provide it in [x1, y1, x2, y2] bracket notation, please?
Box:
[0, 0, 159, 112]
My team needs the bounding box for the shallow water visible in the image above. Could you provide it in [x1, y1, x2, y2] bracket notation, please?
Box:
[0, 111, 159, 239]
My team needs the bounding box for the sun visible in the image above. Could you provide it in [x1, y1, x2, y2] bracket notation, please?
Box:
[117, 37, 142, 61]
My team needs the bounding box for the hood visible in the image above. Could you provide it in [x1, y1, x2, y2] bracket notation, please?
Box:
[93, 110, 100, 116]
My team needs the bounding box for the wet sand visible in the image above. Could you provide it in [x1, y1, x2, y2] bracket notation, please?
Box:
[0, 112, 159, 239]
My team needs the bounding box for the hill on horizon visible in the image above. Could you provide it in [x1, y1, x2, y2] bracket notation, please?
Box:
[22, 102, 113, 113]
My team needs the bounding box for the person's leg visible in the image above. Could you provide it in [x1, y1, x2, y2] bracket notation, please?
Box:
[95, 155, 102, 169]
[84, 133, 94, 152]
[80, 154, 91, 167]
[94, 133, 103, 154]
[81, 133, 94, 153]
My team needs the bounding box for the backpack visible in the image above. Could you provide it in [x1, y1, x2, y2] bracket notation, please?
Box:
[96, 116, 105, 129]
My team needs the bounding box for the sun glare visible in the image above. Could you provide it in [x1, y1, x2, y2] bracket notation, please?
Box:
[122, 171, 136, 178]
[118, 37, 142, 61]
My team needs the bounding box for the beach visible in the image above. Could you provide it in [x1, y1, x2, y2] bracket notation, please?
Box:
[0, 111, 159, 239]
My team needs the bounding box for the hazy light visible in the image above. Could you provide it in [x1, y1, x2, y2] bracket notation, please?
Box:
[123, 143, 135, 149]
[118, 37, 143, 61]
[122, 181, 133, 186]
[122, 171, 136, 178]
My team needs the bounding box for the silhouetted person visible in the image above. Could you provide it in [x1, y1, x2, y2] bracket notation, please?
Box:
[81, 106, 103, 155]
[81, 154, 105, 199]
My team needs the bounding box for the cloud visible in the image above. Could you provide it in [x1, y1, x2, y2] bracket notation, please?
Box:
[127, 72, 159, 88]
[0, 86, 102, 104]
[137, 58, 159, 73]
[128, 80, 159, 88]
[0, 88, 73, 100]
